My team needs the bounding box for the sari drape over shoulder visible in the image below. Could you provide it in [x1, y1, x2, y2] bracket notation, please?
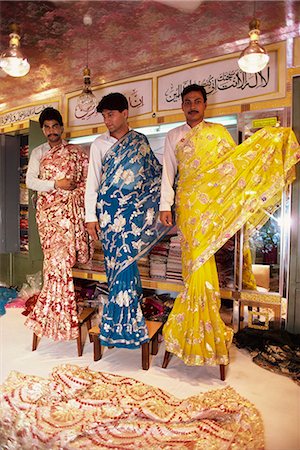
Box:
[25, 143, 89, 341]
[163, 122, 300, 366]
[96, 130, 167, 348]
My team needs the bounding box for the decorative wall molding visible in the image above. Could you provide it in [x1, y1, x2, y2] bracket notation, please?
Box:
[66, 42, 286, 131]
[0, 42, 288, 133]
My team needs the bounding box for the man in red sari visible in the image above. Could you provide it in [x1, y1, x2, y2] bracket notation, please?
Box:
[25, 107, 89, 341]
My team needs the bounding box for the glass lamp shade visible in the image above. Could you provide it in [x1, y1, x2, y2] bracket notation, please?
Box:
[0, 31, 30, 77]
[76, 67, 97, 113]
[238, 41, 269, 73]
[0, 55, 30, 77]
[77, 87, 97, 113]
[238, 20, 269, 74]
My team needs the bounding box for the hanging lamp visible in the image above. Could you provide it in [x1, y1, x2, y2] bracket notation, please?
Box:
[0, 23, 30, 77]
[238, 18, 269, 74]
[76, 14, 97, 113]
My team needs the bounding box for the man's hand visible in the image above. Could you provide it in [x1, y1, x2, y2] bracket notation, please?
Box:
[160, 211, 173, 227]
[86, 221, 100, 241]
[55, 178, 76, 190]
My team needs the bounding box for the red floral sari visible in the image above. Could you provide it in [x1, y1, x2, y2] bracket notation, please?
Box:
[25, 143, 89, 341]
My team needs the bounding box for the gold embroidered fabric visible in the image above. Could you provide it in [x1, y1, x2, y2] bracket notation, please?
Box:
[0, 364, 264, 449]
[163, 123, 300, 366]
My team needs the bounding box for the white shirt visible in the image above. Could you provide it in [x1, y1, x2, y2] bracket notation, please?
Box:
[85, 131, 117, 222]
[26, 141, 55, 192]
[159, 123, 191, 211]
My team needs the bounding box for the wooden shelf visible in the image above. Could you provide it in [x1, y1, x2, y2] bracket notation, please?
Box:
[72, 268, 234, 298]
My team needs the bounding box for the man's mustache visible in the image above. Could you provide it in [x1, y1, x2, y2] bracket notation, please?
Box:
[47, 134, 59, 137]
[188, 110, 199, 114]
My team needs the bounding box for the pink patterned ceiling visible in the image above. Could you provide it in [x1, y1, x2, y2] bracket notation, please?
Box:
[0, 0, 299, 112]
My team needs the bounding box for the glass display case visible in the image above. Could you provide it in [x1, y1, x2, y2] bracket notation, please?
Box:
[236, 107, 291, 330]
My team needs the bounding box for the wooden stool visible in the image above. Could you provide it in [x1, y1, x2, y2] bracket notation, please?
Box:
[239, 290, 281, 330]
[32, 307, 96, 356]
[89, 320, 163, 370]
[162, 351, 227, 380]
[77, 307, 96, 356]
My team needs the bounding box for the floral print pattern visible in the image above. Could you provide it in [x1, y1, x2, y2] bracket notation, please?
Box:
[96, 130, 167, 348]
[0, 364, 264, 449]
[25, 143, 89, 341]
[163, 123, 300, 366]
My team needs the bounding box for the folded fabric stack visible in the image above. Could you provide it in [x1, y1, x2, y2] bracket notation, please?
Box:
[20, 144, 29, 158]
[91, 240, 105, 272]
[19, 145, 29, 184]
[166, 235, 183, 282]
[215, 237, 235, 288]
[142, 293, 174, 322]
[138, 255, 150, 278]
[149, 239, 170, 279]
[19, 187, 28, 205]
[74, 279, 98, 308]
[19, 165, 28, 185]
[74, 240, 105, 272]
[19, 206, 29, 253]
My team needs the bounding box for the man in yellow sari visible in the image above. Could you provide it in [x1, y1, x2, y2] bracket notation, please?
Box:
[160, 84, 300, 368]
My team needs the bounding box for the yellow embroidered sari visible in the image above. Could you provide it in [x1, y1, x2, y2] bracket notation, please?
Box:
[163, 122, 300, 366]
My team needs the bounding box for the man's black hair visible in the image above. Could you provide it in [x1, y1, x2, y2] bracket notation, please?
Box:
[39, 107, 63, 128]
[181, 84, 207, 103]
[97, 92, 129, 113]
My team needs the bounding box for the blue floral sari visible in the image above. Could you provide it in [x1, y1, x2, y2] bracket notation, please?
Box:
[96, 130, 166, 348]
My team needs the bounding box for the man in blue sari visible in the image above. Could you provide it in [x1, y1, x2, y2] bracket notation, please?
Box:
[85, 93, 166, 348]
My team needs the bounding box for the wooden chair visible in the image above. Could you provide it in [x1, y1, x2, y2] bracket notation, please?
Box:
[239, 290, 281, 331]
[89, 320, 163, 370]
[162, 351, 226, 380]
[32, 307, 96, 356]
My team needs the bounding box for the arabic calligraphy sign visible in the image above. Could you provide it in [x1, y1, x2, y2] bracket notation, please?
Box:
[157, 51, 277, 111]
[0, 102, 59, 127]
[68, 79, 152, 127]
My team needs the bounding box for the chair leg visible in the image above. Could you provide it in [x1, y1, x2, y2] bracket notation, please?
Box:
[151, 332, 159, 355]
[162, 350, 172, 369]
[273, 305, 281, 329]
[93, 335, 102, 361]
[87, 318, 93, 342]
[32, 333, 39, 351]
[239, 303, 243, 331]
[77, 328, 83, 356]
[220, 364, 226, 381]
[141, 342, 150, 370]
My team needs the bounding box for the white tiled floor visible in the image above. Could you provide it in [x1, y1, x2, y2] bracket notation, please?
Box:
[1, 308, 299, 450]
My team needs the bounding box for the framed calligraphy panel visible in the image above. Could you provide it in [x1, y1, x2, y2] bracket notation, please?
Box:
[0, 101, 60, 129]
[157, 43, 285, 112]
[67, 78, 153, 127]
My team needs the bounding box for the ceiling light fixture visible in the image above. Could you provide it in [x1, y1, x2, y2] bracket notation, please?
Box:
[238, 17, 269, 73]
[0, 23, 30, 77]
[76, 14, 97, 114]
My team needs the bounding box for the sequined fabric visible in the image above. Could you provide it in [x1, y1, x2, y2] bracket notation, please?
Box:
[25, 144, 89, 341]
[163, 124, 300, 366]
[0, 364, 264, 449]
